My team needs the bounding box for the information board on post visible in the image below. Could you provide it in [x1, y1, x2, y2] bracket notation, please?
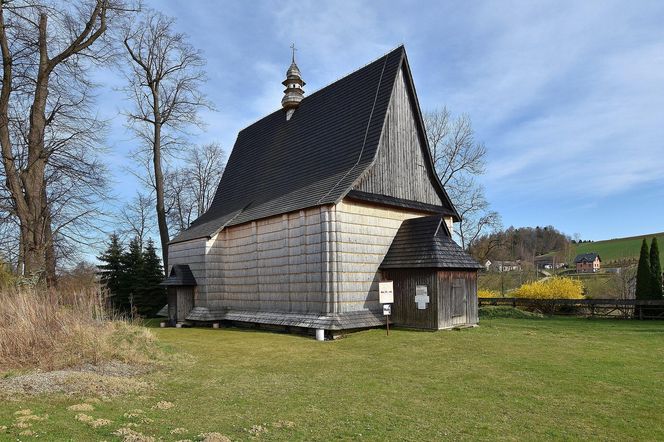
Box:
[379, 281, 394, 304]
[379, 281, 394, 336]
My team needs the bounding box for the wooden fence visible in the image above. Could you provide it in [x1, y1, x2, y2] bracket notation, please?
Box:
[479, 298, 664, 319]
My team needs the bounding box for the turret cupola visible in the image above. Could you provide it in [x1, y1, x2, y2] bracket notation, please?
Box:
[281, 44, 305, 120]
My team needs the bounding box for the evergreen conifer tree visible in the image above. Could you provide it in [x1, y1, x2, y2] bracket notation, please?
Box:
[97, 234, 124, 307]
[119, 236, 145, 315]
[138, 239, 167, 316]
[650, 237, 662, 299]
[635, 238, 651, 302]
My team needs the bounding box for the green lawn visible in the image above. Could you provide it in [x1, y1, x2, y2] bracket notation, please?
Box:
[573, 231, 664, 264]
[2, 318, 664, 441]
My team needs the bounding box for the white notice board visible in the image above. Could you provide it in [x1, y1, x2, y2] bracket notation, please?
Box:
[379, 281, 394, 304]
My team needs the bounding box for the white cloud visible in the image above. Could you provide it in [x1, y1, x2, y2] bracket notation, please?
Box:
[437, 1, 664, 203]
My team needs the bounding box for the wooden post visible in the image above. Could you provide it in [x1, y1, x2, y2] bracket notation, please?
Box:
[386, 314, 390, 336]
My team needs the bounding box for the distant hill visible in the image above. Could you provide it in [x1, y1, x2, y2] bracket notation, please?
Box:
[572, 232, 664, 264]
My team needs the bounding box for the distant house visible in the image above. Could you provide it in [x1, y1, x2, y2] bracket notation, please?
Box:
[485, 260, 521, 272]
[534, 254, 567, 270]
[575, 253, 601, 273]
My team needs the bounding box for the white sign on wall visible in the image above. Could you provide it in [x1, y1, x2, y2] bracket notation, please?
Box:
[379, 281, 394, 304]
[415, 285, 429, 310]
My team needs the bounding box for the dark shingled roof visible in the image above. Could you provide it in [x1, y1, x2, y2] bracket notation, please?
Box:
[171, 46, 456, 244]
[574, 253, 601, 263]
[380, 216, 482, 270]
[160, 264, 197, 286]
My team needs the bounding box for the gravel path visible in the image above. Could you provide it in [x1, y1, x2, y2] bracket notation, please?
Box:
[0, 361, 153, 397]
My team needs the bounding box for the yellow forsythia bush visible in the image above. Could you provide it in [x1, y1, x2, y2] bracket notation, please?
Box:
[513, 277, 584, 299]
[478, 289, 501, 298]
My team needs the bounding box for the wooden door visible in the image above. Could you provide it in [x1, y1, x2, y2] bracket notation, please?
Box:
[451, 278, 467, 326]
[175, 287, 194, 322]
[167, 289, 177, 323]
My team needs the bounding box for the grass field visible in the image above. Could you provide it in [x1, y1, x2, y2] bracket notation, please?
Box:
[2, 318, 664, 441]
[573, 231, 664, 264]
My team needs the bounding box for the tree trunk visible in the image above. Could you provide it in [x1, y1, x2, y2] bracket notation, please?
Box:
[18, 12, 52, 282]
[153, 121, 169, 274]
[43, 188, 57, 286]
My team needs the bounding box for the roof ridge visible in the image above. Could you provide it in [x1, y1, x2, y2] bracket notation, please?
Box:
[305, 45, 404, 99]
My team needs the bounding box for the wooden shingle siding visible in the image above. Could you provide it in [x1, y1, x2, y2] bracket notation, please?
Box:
[205, 206, 330, 313]
[334, 199, 426, 313]
[354, 67, 443, 207]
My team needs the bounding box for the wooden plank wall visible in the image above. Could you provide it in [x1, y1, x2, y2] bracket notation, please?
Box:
[437, 271, 478, 328]
[382, 269, 439, 329]
[205, 206, 328, 313]
[354, 66, 443, 208]
[334, 199, 425, 313]
[380, 269, 478, 329]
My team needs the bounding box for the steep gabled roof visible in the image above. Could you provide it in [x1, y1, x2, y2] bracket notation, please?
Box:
[380, 216, 482, 270]
[574, 253, 601, 263]
[172, 46, 455, 244]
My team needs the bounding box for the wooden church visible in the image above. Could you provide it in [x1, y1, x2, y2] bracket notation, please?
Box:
[162, 46, 481, 337]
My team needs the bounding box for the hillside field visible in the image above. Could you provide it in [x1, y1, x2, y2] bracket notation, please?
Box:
[2, 318, 664, 440]
[572, 231, 664, 264]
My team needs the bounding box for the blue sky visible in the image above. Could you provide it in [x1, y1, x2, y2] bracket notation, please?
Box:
[100, 0, 664, 241]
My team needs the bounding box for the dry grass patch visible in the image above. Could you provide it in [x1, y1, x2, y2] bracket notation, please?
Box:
[197, 432, 231, 442]
[0, 362, 152, 398]
[123, 409, 145, 419]
[89, 417, 112, 428]
[67, 403, 94, 412]
[113, 426, 156, 442]
[0, 288, 160, 372]
[74, 413, 93, 423]
[152, 400, 174, 410]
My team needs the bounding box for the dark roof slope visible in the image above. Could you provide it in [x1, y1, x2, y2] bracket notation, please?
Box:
[172, 46, 454, 243]
[160, 264, 197, 286]
[380, 216, 482, 270]
[574, 253, 601, 263]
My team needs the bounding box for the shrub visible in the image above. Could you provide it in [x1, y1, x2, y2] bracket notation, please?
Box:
[479, 306, 544, 319]
[478, 289, 501, 298]
[513, 277, 584, 299]
[0, 287, 160, 371]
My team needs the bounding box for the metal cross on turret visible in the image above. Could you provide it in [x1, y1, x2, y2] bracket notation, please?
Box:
[282, 43, 305, 120]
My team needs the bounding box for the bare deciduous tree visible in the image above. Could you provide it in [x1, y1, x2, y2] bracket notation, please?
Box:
[166, 142, 225, 236]
[122, 9, 211, 271]
[0, 0, 133, 284]
[119, 191, 153, 247]
[424, 107, 501, 249]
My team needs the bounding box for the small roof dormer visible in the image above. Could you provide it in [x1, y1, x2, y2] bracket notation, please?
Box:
[281, 44, 305, 120]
